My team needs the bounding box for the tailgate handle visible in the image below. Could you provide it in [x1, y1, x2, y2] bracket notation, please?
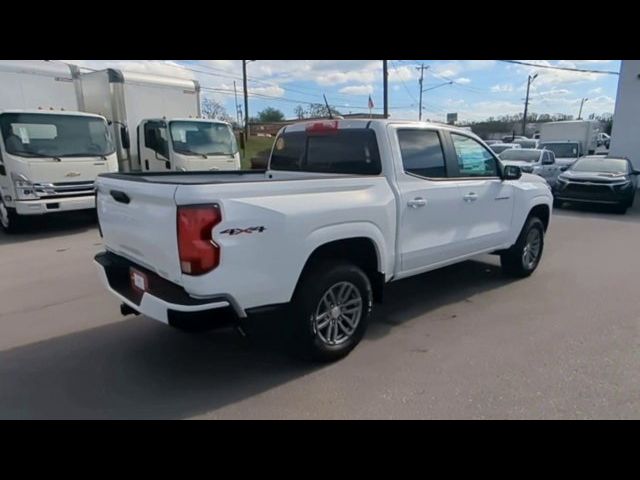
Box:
[110, 190, 131, 204]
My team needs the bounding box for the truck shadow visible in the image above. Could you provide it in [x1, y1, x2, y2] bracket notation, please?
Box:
[0, 211, 97, 246]
[368, 259, 508, 339]
[0, 258, 514, 419]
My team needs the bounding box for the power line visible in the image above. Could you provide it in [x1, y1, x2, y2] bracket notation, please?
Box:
[499, 60, 619, 75]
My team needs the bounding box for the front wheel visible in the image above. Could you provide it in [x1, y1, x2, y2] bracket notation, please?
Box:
[0, 199, 23, 234]
[288, 261, 373, 362]
[501, 217, 545, 278]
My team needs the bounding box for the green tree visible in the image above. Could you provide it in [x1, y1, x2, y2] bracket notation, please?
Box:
[257, 107, 285, 122]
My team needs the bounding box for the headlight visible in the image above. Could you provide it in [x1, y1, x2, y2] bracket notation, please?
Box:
[10, 172, 39, 200]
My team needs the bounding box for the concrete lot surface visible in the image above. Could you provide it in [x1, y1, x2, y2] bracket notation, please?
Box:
[1, 198, 639, 419]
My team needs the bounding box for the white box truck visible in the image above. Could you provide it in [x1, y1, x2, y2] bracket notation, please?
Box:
[0, 61, 118, 233]
[538, 120, 600, 168]
[80, 69, 240, 173]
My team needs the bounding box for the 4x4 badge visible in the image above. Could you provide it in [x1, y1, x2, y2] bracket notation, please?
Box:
[219, 226, 266, 236]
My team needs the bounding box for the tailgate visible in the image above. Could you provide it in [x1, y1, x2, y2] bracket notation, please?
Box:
[96, 176, 182, 284]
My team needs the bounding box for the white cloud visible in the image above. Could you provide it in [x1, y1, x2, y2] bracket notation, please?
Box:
[339, 85, 374, 95]
[491, 83, 514, 93]
[455, 77, 471, 84]
[588, 87, 603, 95]
[250, 85, 285, 97]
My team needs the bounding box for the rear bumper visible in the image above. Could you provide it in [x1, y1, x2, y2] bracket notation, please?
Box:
[94, 251, 236, 324]
[15, 195, 95, 215]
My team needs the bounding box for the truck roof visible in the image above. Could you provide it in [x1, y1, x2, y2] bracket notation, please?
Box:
[0, 109, 106, 119]
[281, 118, 477, 136]
[147, 117, 232, 126]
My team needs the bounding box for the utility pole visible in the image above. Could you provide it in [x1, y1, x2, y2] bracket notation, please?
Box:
[417, 64, 428, 121]
[242, 60, 250, 142]
[233, 81, 240, 126]
[522, 73, 538, 136]
[383, 60, 388, 119]
[578, 97, 588, 119]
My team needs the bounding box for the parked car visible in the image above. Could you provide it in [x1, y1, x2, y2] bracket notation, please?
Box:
[512, 138, 539, 149]
[553, 156, 639, 213]
[538, 140, 583, 170]
[597, 132, 611, 149]
[484, 139, 500, 146]
[490, 143, 522, 155]
[499, 148, 560, 187]
[94, 119, 553, 362]
[502, 135, 527, 143]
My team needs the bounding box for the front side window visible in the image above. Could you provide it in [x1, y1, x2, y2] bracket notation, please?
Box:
[397, 129, 447, 178]
[170, 121, 238, 156]
[451, 133, 498, 177]
[0, 113, 114, 158]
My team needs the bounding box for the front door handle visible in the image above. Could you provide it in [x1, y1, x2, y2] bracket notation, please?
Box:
[463, 192, 478, 202]
[407, 197, 427, 208]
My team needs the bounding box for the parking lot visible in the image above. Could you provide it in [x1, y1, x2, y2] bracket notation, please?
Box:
[1, 196, 639, 419]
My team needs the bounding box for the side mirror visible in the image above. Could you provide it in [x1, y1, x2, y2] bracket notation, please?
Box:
[120, 126, 130, 150]
[503, 164, 522, 180]
[542, 156, 554, 165]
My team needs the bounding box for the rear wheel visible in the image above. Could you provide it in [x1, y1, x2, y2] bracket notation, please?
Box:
[288, 260, 373, 362]
[501, 217, 545, 278]
[0, 199, 23, 234]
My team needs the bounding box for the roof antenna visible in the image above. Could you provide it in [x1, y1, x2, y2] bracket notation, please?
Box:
[323, 94, 333, 119]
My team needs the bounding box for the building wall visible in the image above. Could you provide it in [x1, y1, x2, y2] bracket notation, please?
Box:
[610, 60, 640, 169]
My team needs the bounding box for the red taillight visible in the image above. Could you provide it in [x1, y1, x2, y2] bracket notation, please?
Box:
[305, 120, 339, 135]
[177, 205, 221, 275]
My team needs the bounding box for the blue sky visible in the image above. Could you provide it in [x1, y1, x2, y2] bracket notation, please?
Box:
[66, 60, 621, 123]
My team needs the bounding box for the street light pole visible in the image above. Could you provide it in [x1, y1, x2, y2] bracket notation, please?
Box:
[578, 97, 589, 119]
[522, 73, 538, 136]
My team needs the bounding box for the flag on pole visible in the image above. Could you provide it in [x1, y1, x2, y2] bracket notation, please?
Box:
[368, 95, 374, 118]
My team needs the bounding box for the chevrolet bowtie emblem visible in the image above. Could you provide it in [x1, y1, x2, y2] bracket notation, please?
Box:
[65, 171, 81, 177]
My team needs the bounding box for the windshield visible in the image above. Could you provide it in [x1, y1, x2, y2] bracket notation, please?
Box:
[499, 150, 540, 162]
[170, 121, 238, 156]
[540, 143, 579, 158]
[571, 158, 629, 174]
[491, 145, 515, 154]
[0, 113, 114, 158]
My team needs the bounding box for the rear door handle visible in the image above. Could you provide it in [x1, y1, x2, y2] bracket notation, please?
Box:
[463, 192, 478, 202]
[110, 190, 130, 204]
[407, 197, 427, 208]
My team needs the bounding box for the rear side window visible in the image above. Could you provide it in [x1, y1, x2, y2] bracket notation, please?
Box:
[270, 129, 381, 175]
[397, 129, 447, 178]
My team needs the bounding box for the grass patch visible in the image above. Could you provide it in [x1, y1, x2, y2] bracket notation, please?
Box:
[241, 136, 275, 169]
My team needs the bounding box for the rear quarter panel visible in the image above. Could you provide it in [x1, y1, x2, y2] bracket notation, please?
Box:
[174, 176, 396, 310]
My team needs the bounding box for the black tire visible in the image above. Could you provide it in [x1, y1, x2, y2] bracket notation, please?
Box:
[500, 216, 545, 278]
[0, 200, 24, 234]
[612, 203, 628, 215]
[288, 260, 373, 362]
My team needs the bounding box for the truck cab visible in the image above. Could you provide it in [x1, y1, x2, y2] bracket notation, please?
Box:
[537, 140, 583, 170]
[0, 109, 118, 232]
[137, 118, 241, 172]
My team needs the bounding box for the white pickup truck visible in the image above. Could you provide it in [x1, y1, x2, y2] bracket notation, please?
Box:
[94, 119, 553, 362]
